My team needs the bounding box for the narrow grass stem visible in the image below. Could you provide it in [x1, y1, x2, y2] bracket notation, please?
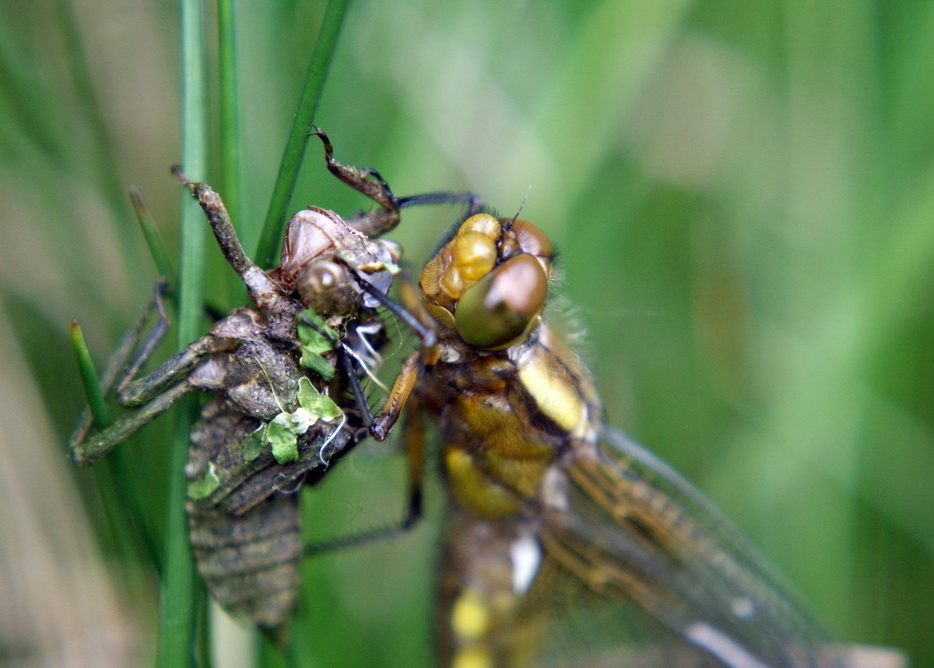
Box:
[157, 0, 209, 664]
[69, 321, 109, 429]
[255, 0, 353, 269]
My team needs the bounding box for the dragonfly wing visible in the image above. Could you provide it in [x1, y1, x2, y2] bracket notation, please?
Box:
[539, 426, 844, 668]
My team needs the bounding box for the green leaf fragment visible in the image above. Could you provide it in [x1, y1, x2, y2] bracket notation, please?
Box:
[298, 309, 337, 348]
[297, 309, 337, 380]
[266, 419, 300, 464]
[242, 426, 265, 461]
[299, 331, 333, 353]
[300, 351, 336, 380]
[247, 378, 345, 466]
[297, 377, 341, 422]
[187, 462, 222, 500]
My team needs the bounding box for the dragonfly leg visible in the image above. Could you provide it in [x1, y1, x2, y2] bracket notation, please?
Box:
[70, 331, 238, 465]
[353, 272, 440, 365]
[336, 344, 375, 425]
[71, 380, 195, 466]
[397, 191, 486, 217]
[172, 167, 283, 311]
[112, 280, 171, 394]
[301, 394, 426, 559]
[69, 280, 171, 449]
[70, 287, 241, 466]
[116, 334, 237, 406]
[297, 313, 380, 432]
[402, 403, 426, 528]
[312, 128, 401, 236]
[345, 271, 437, 440]
[312, 128, 485, 236]
[370, 351, 420, 441]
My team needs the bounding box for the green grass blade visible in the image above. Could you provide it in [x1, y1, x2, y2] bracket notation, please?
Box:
[214, 0, 259, 660]
[215, 0, 246, 309]
[254, 0, 353, 269]
[131, 187, 179, 285]
[52, 0, 127, 223]
[217, 0, 242, 226]
[157, 0, 209, 665]
[0, 10, 64, 162]
[69, 321, 109, 429]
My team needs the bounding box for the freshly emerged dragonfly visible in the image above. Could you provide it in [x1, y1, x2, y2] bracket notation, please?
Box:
[68, 130, 480, 635]
[359, 209, 901, 667]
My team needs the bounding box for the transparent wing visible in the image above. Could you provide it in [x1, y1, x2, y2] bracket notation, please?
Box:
[539, 426, 846, 668]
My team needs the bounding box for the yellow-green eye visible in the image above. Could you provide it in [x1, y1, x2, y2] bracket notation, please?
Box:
[454, 254, 547, 350]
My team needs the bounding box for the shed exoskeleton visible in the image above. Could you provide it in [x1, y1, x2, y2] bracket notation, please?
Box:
[69, 130, 482, 633]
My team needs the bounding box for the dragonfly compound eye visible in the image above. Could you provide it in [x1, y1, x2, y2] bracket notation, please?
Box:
[454, 253, 547, 350]
[499, 218, 552, 261]
[296, 261, 359, 316]
[438, 213, 501, 298]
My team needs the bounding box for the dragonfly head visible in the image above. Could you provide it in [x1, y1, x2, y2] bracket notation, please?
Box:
[275, 207, 400, 317]
[421, 213, 553, 351]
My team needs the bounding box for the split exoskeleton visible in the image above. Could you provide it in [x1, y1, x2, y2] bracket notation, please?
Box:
[69, 130, 480, 633]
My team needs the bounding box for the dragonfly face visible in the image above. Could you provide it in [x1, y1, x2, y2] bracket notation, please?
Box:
[373, 211, 858, 667]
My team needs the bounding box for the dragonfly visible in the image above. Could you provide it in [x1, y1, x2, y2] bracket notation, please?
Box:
[351, 206, 900, 667]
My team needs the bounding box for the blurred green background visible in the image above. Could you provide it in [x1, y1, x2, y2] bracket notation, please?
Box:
[1, 1, 931, 666]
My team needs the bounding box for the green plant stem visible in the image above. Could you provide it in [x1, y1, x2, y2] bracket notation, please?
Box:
[53, 0, 128, 226]
[131, 187, 178, 285]
[217, 0, 245, 309]
[254, 0, 353, 269]
[217, 0, 241, 226]
[157, 0, 209, 665]
[69, 321, 109, 429]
